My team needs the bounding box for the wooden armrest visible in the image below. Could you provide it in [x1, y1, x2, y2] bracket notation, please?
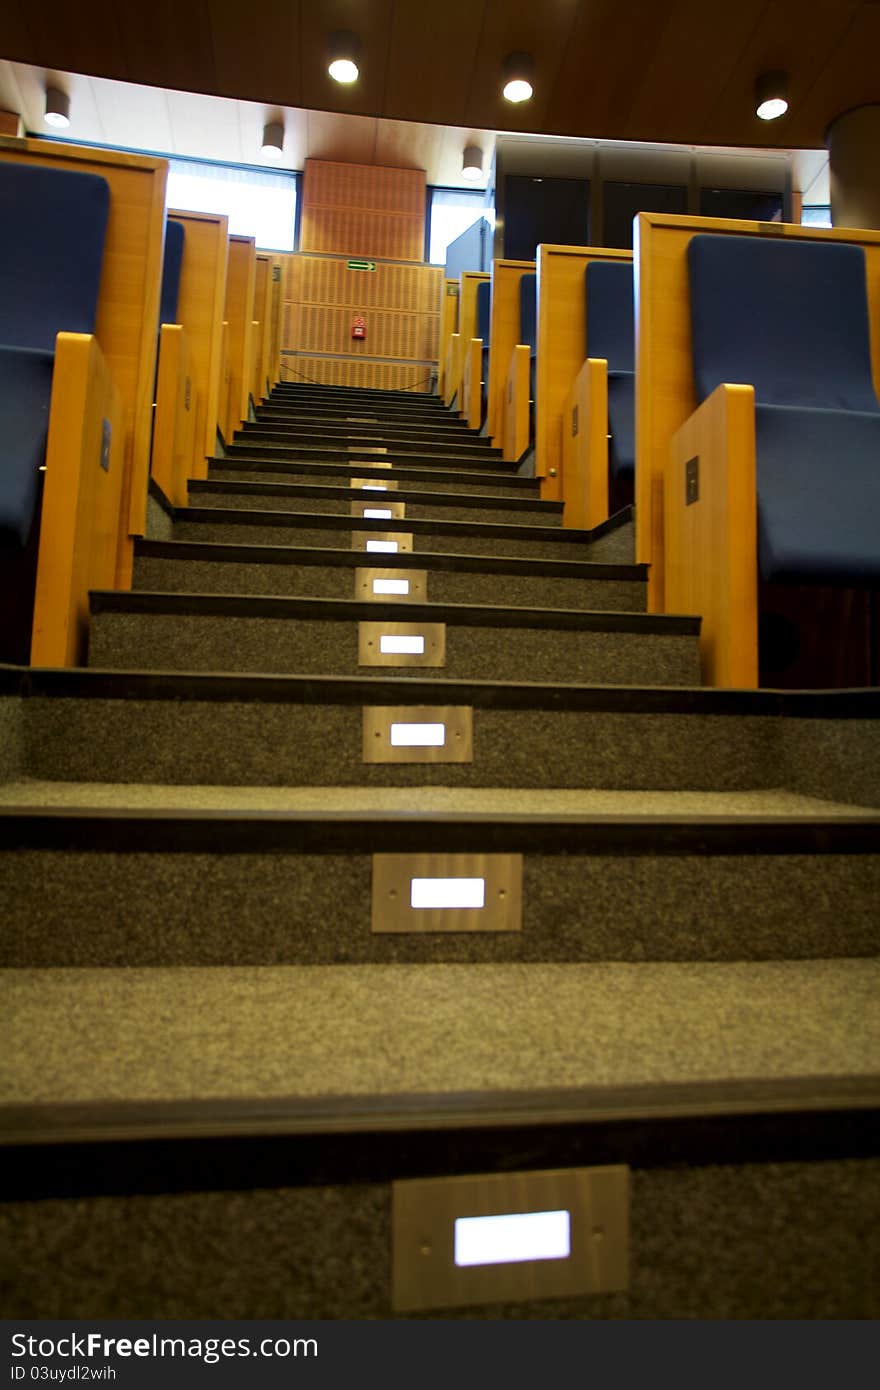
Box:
[503, 343, 531, 463]
[561, 357, 609, 530]
[31, 333, 125, 667]
[462, 338, 483, 430]
[665, 382, 758, 687]
[152, 323, 196, 509]
[444, 333, 461, 408]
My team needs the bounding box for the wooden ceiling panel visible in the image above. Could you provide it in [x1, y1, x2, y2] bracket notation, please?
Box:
[699, 0, 862, 147]
[208, 0, 303, 109]
[383, 1, 487, 124]
[616, 0, 770, 145]
[112, 0, 215, 96]
[464, 0, 582, 132]
[299, 0, 393, 118]
[6, 1, 128, 84]
[795, 3, 880, 143]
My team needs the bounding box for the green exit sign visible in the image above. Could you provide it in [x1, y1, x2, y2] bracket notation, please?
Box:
[347, 259, 377, 271]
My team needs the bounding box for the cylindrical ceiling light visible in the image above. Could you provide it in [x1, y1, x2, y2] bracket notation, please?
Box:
[462, 145, 484, 182]
[755, 71, 789, 121]
[328, 30, 361, 84]
[502, 52, 534, 104]
[44, 87, 70, 129]
[261, 121, 284, 160]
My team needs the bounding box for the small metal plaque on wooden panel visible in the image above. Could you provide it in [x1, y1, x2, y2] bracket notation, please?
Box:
[351, 499, 406, 520]
[392, 1165, 629, 1312]
[363, 706, 472, 762]
[372, 853, 521, 934]
[350, 477, 399, 492]
[358, 621, 445, 667]
[352, 532, 414, 554]
[685, 455, 699, 506]
[355, 568, 427, 603]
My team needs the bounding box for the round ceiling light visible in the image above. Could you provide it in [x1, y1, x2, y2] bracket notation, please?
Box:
[502, 52, 534, 104]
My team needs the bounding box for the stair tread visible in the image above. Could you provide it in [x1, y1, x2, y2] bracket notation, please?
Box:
[3, 961, 878, 1130]
[3, 781, 875, 819]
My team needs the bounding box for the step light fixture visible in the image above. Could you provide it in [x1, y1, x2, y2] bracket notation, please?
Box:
[261, 121, 284, 160]
[502, 52, 534, 104]
[44, 87, 70, 129]
[462, 145, 484, 182]
[755, 71, 788, 121]
[328, 31, 361, 84]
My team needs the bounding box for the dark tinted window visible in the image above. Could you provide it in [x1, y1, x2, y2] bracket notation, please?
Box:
[504, 175, 590, 259]
[603, 181, 687, 249]
[699, 188, 784, 222]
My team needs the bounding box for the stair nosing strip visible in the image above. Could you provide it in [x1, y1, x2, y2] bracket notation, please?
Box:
[2, 1077, 877, 1149]
[87, 588, 698, 634]
[6, 664, 880, 717]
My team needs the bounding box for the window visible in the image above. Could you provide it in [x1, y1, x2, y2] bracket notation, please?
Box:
[801, 205, 832, 228]
[428, 188, 493, 265]
[166, 158, 297, 251]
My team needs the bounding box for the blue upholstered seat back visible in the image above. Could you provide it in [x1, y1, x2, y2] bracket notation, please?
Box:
[0, 162, 110, 351]
[586, 261, 634, 372]
[476, 279, 490, 341]
[688, 234, 880, 413]
[0, 162, 110, 546]
[519, 274, 537, 353]
[160, 219, 185, 327]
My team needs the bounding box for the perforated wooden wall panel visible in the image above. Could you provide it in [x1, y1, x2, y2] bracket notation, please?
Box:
[300, 160, 426, 262]
[280, 357, 432, 393]
[289, 256, 441, 314]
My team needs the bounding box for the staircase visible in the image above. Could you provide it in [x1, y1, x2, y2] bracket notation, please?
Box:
[2, 380, 879, 1319]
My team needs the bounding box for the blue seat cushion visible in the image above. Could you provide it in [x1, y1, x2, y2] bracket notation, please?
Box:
[586, 261, 634, 372]
[607, 372, 635, 481]
[755, 404, 880, 584]
[0, 163, 110, 352]
[0, 347, 55, 546]
[519, 274, 537, 353]
[159, 219, 185, 327]
[688, 234, 880, 413]
[475, 279, 490, 341]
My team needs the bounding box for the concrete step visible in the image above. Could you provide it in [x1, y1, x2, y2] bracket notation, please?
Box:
[132, 538, 647, 611]
[168, 506, 636, 565]
[207, 455, 543, 498]
[2, 959, 878, 1317]
[188, 478, 563, 529]
[86, 591, 698, 685]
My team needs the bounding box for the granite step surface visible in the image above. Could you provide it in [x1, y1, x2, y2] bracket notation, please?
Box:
[208, 455, 543, 497]
[3, 669, 878, 803]
[224, 439, 520, 472]
[188, 478, 563, 529]
[233, 429, 505, 463]
[86, 591, 698, 684]
[169, 506, 636, 565]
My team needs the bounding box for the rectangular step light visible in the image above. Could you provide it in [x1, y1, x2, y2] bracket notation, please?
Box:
[372, 853, 520, 933]
[351, 500, 406, 520]
[362, 705, 472, 763]
[348, 445, 388, 454]
[350, 478, 399, 492]
[359, 622, 444, 667]
[352, 533, 414, 554]
[346, 417, 378, 423]
[392, 1166, 629, 1312]
[355, 569, 427, 603]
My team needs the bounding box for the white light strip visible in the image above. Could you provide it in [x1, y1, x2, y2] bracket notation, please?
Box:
[366, 540, 398, 553]
[363, 508, 393, 519]
[373, 579, 410, 595]
[361, 484, 388, 491]
[380, 635, 425, 654]
[454, 1210, 571, 1267]
[410, 877, 485, 909]
[390, 722, 445, 747]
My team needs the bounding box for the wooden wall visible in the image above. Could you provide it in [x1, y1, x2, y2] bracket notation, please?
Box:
[300, 159, 426, 262]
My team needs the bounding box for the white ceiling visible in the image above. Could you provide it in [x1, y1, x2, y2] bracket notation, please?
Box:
[0, 56, 830, 203]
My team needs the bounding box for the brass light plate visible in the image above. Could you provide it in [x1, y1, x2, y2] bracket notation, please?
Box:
[350, 458, 392, 469]
[358, 621, 445, 667]
[362, 705, 472, 762]
[372, 852, 521, 934]
[355, 569, 428, 603]
[348, 445, 388, 453]
[346, 417, 378, 423]
[392, 1165, 629, 1312]
[351, 499, 406, 520]
[350, 477, 400, 491]
[351, 532, 414, 554]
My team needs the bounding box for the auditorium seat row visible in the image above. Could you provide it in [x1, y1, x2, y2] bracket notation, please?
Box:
[0, 138, 284, 669]
[444, 218, 880, 687]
